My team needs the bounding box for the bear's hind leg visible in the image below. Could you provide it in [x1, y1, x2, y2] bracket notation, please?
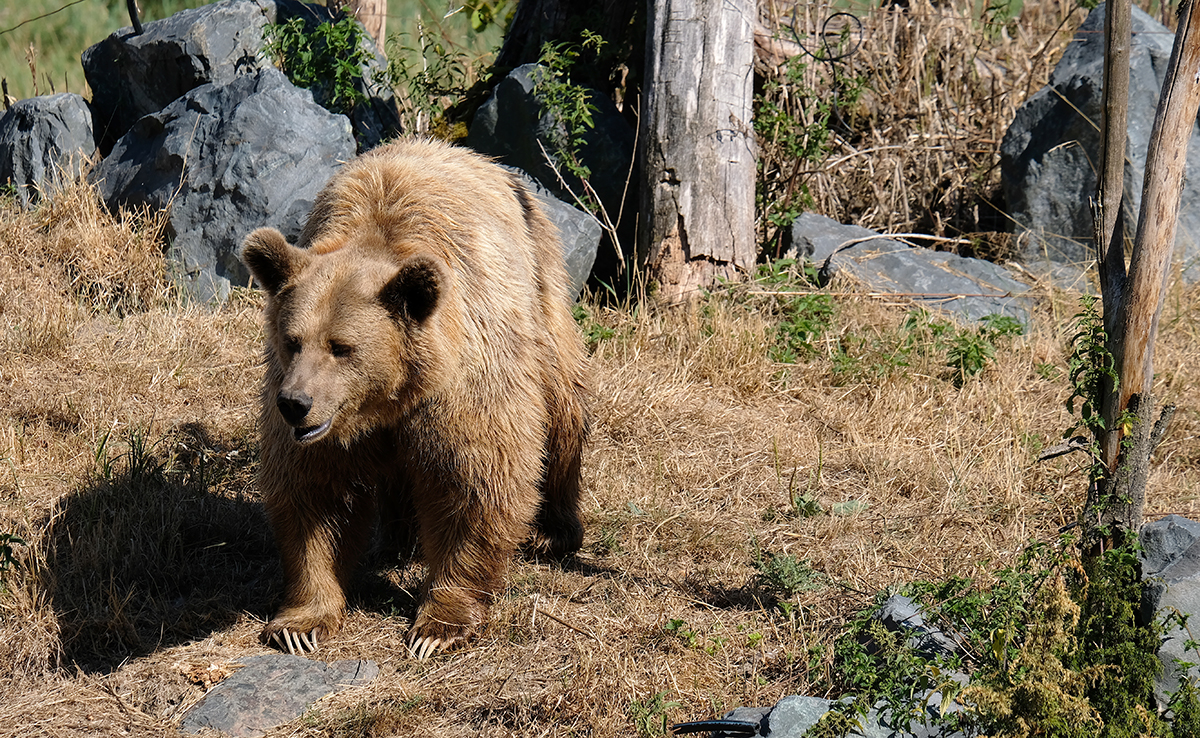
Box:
[531, 381, 586, 557]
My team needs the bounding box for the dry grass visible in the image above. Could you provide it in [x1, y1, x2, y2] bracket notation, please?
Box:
[2, 2, 1200, 735]
[758, 0, 1174, 254]
[1, 177, 1199, 737]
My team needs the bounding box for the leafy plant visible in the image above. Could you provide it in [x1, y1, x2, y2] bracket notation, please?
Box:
[770, 294, 835, 363]
[534, 32, 606, 202]
[629, 691, 681, 737]
[263, 15, 371, 117]
[752, 547, 826, 601]
[754, 24, 865, 254]
[572, 303, 616, 350]
[0, 531, 25, 579]
[384, 22, 477, 137]
[663, 618, 698, 648]
[825, 538, 1200, 737]
[1064, 295, 1119, 482]
[945, 313, 1024, 386]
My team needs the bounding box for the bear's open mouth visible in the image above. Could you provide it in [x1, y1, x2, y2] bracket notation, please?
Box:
[293, 418, 333, 443]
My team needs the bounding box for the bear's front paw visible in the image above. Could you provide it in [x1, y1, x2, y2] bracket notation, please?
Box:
[266, 626, 321, 655]
[261, 614, 340, 655]
[406, 619, 476, 660]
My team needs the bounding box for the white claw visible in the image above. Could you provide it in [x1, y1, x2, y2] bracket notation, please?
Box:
[299, 630, 316, 652]
[285, 629, 297, 655]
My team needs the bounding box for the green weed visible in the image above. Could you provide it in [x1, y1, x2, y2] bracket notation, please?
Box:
[754, 25, 864, 254]
[263, 15, 371, 117]
[384, 23, 478, 137]
[572, 303, 616, 351]
[824, 538, 1200, 737]
[629, 691, 681, 737]
[663, 618, 698, 649]
[752, 546, 826, 602]
[770, 294, 835, 363]
[533, 32, 606, 207]
[0, 531, 25, 588]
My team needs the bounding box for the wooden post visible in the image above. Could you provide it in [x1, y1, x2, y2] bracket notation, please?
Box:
[638, 0, 756, 303]
[1086, 0, 1200, 545]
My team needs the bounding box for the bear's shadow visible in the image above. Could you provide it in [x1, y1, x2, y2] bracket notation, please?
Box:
[45, 422, 280, 673]
[45, 423, 599, 671]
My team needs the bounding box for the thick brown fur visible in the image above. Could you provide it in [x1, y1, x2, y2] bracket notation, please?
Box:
[240, 138, 588, 657]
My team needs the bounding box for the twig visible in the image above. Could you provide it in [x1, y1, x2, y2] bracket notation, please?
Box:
[535, 607, 601, 643]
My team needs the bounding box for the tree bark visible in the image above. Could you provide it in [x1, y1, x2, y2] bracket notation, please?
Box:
[638, 0, 756, 303]
[1085, 0, 1200, 547]
[1095, 0, 1129, 314]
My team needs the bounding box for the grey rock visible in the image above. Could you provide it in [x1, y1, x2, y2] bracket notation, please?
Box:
[1142, 514, 1200, 577]
[710, 696, 890, 738]
[180, 654, 377, 737]
[762, 696, 836, 737]
[83, 0, 399, 155]
[92, 66, 355, 302]
[877, 594, 966, 661]
[1141, 515, 1200, 704]
[83, 0, 272, 155]
[0, 93, 95, 207]
[467, 62, 634, 237]
[1001, 4, 1200, 283]
[764, 696, 888, 738]
[790, 212, 882, 266]
[793, 213, 1031, 324]
[504, 166, 600, 300]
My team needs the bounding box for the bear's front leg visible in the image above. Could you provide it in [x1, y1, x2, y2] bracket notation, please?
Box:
[261, 468, 375, 655]
[407, 483, 534, 659]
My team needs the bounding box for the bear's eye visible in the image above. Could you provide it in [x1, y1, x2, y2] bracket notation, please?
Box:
[282, 336, 301, 355]
[329, 341, 353, 358]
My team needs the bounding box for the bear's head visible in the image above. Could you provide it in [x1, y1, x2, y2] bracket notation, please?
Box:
[240, 227, 452, 445]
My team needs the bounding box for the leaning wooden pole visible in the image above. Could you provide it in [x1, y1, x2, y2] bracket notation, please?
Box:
[1087, 0, 1200, 546]
[1094, 0, 1130, 310]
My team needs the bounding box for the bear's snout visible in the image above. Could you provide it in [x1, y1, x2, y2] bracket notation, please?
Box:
[277, 390, 314, 426]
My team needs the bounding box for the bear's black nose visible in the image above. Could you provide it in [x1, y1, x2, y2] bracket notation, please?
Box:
[276, 391, 313, 426]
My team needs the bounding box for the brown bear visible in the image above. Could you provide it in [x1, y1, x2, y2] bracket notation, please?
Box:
[239, 138, 588, 659]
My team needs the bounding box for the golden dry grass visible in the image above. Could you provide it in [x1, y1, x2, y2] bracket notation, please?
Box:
[760, 0, 1170, 251]
[1, 180, 1199, 737]
[2, 1, 1200, 735]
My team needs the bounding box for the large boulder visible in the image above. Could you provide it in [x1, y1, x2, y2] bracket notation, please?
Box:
[792, 213, 1032, 324]
[467, 63, 634, 283]
[1140, 514, 1200, 705]
[0, 93, 95, 207]
[505, 166, 600, 300]
[82, 0, 399, 156]
[92, 67, 355, 303]
[1001, 4, 1200, 283]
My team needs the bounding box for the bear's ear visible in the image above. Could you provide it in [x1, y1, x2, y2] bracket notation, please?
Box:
[380, 256, 444, 324]
[240, 228, 307, 295]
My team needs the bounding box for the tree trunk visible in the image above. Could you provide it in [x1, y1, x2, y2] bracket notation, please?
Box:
[638, 0, 756, 303]
[1085, 0, 1200, 549]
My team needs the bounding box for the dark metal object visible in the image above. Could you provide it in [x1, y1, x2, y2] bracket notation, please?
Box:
[126, 0, 143, 35]
[669, 719, 759, 736]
